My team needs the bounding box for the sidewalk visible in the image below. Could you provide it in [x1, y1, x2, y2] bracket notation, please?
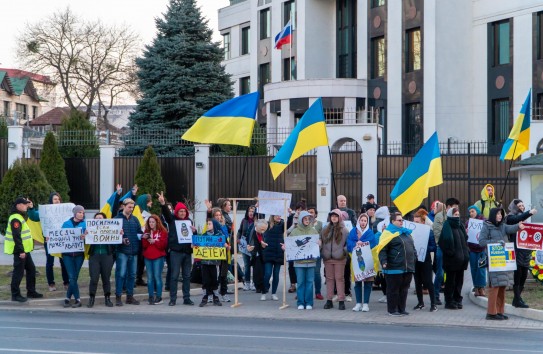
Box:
[1, 251, 542, 330]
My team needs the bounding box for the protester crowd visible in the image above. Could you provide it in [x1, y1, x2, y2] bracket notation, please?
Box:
[4, 183, 537, 320]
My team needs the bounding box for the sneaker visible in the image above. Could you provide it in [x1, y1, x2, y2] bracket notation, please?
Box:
[63, 299, 71, 308]
[271, 294, 279, 301]
[413, 303, 425, 310]
[249, 283, 256, 291]
[345, 294, 352, 302]
[305, 305, 313, 310]
[243, 283, 251, 291]
[169, 299, 176, 306]
[378, 295, 387, 303]
[445, 303, 458, 310]
[72, 300, 82, 308]
[430, 305, 438, 312]
[260, 294, 267, 301]
[148, 297, 155, 305]
[362, 303, 369, 312]
[297, 305, 305, 310]
[332, 295, 339, 302]
[48, 285, 57, 292]
[388, 312, 402, 317]
[183, 299, 194, 306]
[221, 295, 231, 302]
[435, 298, 443, 306]
[400, 311, 409, 316]
[154, 297, 163, 305]
[352, 303, 362, 312]
[323, 300, 333, 309]
[213, 296, 222, 306]
[315, 293, 324, 300]
[455, 302, 463, 309]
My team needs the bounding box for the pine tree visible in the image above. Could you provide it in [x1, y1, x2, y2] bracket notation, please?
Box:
[40, 132, 70, 201]
[134, 146, 166, 214]
[121, 0, 233, 156]
[0, 159, 53, 233]
[58, 110, 100, 158]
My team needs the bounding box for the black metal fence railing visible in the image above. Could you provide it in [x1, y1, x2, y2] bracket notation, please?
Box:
[381, 141, 501, 156]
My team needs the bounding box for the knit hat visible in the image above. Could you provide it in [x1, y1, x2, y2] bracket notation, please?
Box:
[467, 205, 481, 216]
[73, 205, 84, 216]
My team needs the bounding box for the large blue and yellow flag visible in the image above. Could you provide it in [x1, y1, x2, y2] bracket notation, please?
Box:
[390, 132, 443, 215]
[500, 89, 531, 161]
[182, 92, 259, 147]
[100, 191, 118, 219]
[269, 98, 329, 180]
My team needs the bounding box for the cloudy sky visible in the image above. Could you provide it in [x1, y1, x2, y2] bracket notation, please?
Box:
[0, 0, 229, 68]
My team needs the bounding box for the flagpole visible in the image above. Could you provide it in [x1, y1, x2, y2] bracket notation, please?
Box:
[289, 17, 293, 81]
[328, 147, 338, 205]
[499, 140, 519, 206]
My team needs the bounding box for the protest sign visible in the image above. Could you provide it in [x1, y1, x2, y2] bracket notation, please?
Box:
[351, 242, 376, 281]
[403, 220, 431, 262]
[488, 242, 517, 272]
[257, 190, 292, 217]
[239, 236, 251, 256]
[85, 219, 122, 244]
[175, 220, 193, 244]
[516, 223, 543, 250]
[40, 203, 76, 235]
[343, 220, 353, 232]
[192, 235, 226, 260]
[285, 234, 320, 261]
[46, 228, 84, 253]
[467, 218, 484, 244]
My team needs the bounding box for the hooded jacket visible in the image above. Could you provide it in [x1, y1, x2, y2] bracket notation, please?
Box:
[506, 199, 534, 267]
[161, 202, 193, 254]
[479, 208, 520, 287]
[439, 216, 469, 271]
[288, 211, 318, 267]
[474, 184, 498, 219]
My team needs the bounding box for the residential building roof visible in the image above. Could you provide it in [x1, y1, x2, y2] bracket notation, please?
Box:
[0, 68, 54, 85]
[29, 107, 72, 126]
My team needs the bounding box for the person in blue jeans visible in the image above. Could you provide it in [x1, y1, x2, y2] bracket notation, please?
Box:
[142, 215, 168, 305]
[114, 198, 143, 306]
[307, 207, 324, 300]
[60, 205, 87, 308]
[261, 215, 284, 301]
[285, 211, 319, 310]
[238, 205, 256, 291]
[466, 205, 487, 297]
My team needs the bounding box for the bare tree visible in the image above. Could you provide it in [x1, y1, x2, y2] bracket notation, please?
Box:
[16, 7, 140, 119]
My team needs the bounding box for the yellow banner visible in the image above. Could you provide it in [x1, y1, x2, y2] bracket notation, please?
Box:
[194, 246, 226, 260]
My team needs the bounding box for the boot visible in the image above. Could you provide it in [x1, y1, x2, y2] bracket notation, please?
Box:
[104, 295, 113, 307]
[324, 300, 333, 309]
[126, 295, 140, 305]
[338, 301, 346, 310]
[115, 295, 123, 307]
[87, 295, 95, 308]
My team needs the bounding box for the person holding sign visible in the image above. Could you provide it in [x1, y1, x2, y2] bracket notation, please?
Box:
[238, 205, 257, 291]
[479, 208, 524, 320]
[412, 211, 438, 312]
[199, 219, 225, 307]
[261, 215, 285, 301]
[466, 205, 487, 298]
[321, 209, 349, 310]
[284, 211, 320, 310]
[142, 215, 168, 305]
[506, 199, 537, 308]
[60, 205, 87, 308]
[347, 213, 377, 312]
[5, 197, 43, 302]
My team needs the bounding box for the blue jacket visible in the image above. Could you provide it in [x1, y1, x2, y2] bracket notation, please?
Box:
[115, 212, 142, 256]
[346, 227, 377, 253]
[61, 217, 86, 257]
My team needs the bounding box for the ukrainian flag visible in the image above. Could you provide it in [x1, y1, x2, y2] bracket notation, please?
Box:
[269, 98, 329, 180]
[390, 132, 443, 215]
[182, 92, 259, 147]
[500, 89, 531, 161]
[100, 191, 118, 219]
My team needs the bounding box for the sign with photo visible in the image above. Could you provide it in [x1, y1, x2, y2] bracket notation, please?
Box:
[285, 234, 320, 262]
[351, 243, 376, 281]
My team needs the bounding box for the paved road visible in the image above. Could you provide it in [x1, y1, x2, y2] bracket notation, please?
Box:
[0, 311, 541, 354]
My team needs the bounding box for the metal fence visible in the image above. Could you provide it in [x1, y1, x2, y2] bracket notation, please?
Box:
[64, 158, 100, 209]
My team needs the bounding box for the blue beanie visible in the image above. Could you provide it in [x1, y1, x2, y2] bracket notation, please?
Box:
[467, 205, 481, 216]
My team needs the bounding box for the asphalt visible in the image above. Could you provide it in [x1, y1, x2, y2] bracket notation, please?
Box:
[1, 246, 542, 329]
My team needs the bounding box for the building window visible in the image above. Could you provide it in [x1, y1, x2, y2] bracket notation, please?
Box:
[32, 106, 38, 119]
[3, 101, 9, 116]
[257, 0, 272, 5]
[15, 103, 27, 119]
[404, 103, 423, 154]
[258, 63, 271, 95]
[535, 93, 543, 121]
[337, 0, 357, 78]
[406, 28, 421, 72]
[283, 57, 297, 81]
[370, 36, 385, 78]
[241, 27, 250, 55]
[491, 98, 510, 143]
[283, 0, 296, 30]
[223, 32, 231, 60]
[537, 12, 543, 60]
[239, 76, 251, 95]
[491, 20, 510, 66]
[260, 8, 271, 40]
[371, 0, 386, 7]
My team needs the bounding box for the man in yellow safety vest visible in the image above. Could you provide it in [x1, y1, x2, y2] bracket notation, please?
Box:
[4, 197, 43, 302]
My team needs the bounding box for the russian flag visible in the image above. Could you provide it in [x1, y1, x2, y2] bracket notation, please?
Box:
[274, 20, 292, 50]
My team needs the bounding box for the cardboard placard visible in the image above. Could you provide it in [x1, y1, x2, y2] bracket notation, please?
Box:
[175, 220, 193, 244]
[46, 228, 84, 253]
[403, 220, 431, 262]
[285, 234, 320, 261]
[256, 190, 291, 217]
[351, 243, 376, 281]
[85, 219, 123, 244]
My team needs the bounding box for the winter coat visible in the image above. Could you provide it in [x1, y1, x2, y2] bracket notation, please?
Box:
[320, 219, 349, 261]
[288, 213, 318, 267]
[439, 217, 469, 272]
[377, 224, 417, 274]
[114, 212, 143, 256]
[262, 220, 285, 264]
[162, 203, 193, 254]
[479, 208, 520, 287]
[506, 200, 534, 268]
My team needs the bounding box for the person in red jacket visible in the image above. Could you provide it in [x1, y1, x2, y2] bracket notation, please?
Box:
[142, 214, 168, 305]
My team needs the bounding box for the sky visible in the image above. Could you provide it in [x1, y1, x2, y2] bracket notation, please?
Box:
[0, 0, 229, 69]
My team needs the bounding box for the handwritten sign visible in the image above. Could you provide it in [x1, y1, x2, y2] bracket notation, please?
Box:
[403, 220, 431, 262]
[488, 242, 517, 272]
[85, 219, 122, 244]
[285, 234, 320, 261]
[175, 220, 193, 244]
[257, 190, 292, 217]
[46, 228, 84, 253]
[516, 223, 543, 250]
[40, 203, 76, 235]
[351, 243, 376, 281]
[467, 218, 484, 244]
[192, 235, 226, 260]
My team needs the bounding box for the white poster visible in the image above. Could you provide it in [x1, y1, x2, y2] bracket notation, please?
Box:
[257, 190, 292, 217]
[343, 220, 353, 232]
[467, 218, 484, 244]
[46, 228, 84, 253]
[239, 236, 251, 256]
[85, 219, 123, 244]
[351, 243, 376, 281]
[403, 220, 431, 262]
[40, 203, 76, 235]
[175, 220, 193, 244]
[285, 234, 320, 261]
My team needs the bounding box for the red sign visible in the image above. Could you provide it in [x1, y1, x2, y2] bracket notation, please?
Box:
[516, 223, 543, 250]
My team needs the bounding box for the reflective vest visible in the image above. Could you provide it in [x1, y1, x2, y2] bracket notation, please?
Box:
[4, 214, 33, 255]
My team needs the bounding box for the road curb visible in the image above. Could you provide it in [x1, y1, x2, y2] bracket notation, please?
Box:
[468, 291, 543, 321]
